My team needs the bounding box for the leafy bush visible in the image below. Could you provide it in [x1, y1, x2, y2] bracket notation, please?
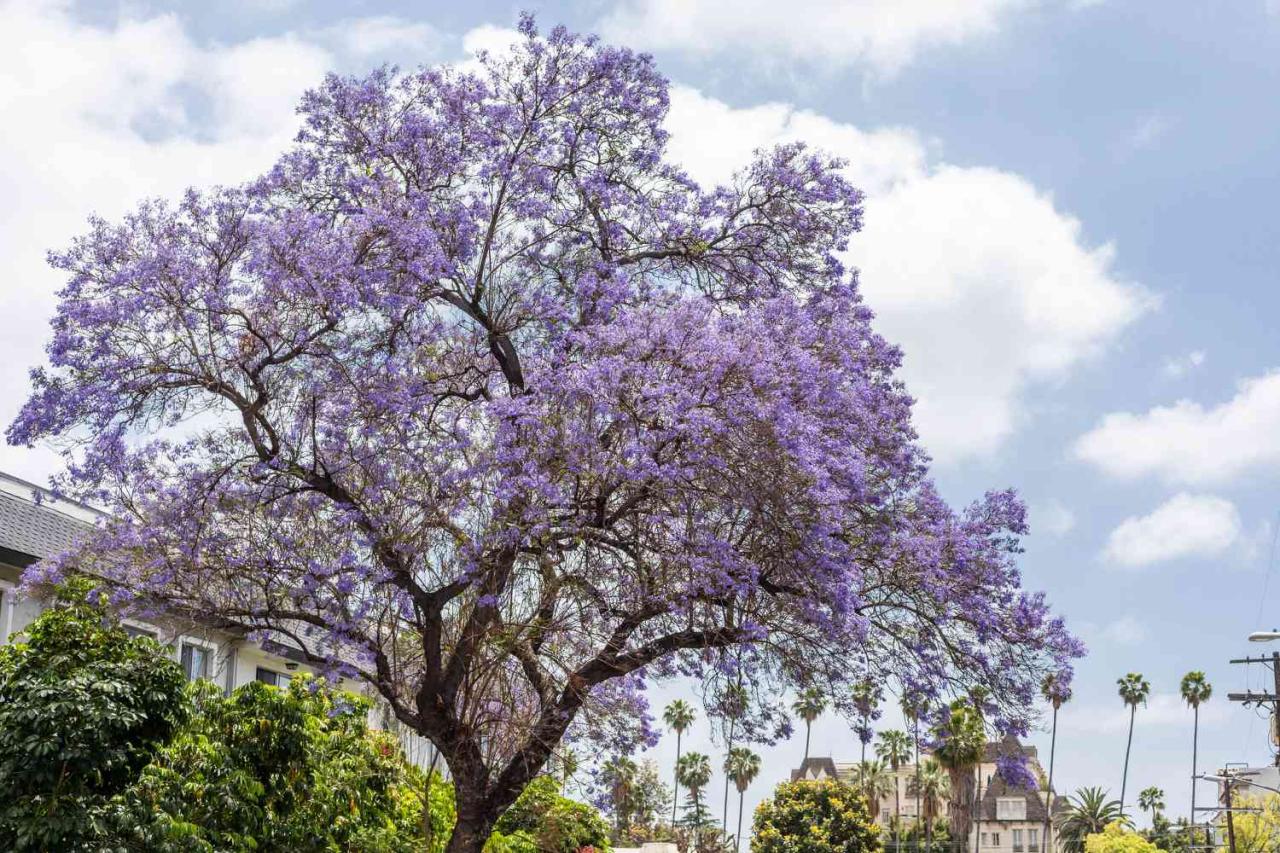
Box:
[494, 775, 611, 853]
[0, 578, 188, 851]
[751, 779, 881, 853]
[101, 677, 449, 852]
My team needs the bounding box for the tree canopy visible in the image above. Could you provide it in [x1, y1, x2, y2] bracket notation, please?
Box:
[8, 15, 1079, 850]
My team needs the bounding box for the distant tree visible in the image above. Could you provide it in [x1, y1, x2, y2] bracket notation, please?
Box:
[853, 759, 896, 823]
[1179, 672, 1212, 850]
[751, 778, 881, 853]
[10, 15, 1081, 852]
[666, 700, 699, 827]
[933, 700, 986, 848]
[718, 683, 749, 834]
[852, 680, 884, 766]
[901, 693, 928, 849]
[679, 752, 715, 848]
[1143, 814, 1192, 853]
[0, 578, 188, 852]
[1226, 794, 1280, 853]
[1042, 672, 1073, 853]
[1084, 821, 1160, 853]
[603, 756, 640, 837]
[876, 729, 912, 846]
[725, 746, 762, 853]
[1059, 788, 1130, 853]
[794, 687, 829, 761]
[911, 758, 950, 852]
[624, 760, 673, 841]
[1137, 788, 1164, 822]
[1116, 675, 1151, 817]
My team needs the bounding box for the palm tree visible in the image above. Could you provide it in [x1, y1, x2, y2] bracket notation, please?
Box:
[1041, 672, 1072, 853]
[1116, 673, 1151, 817]
[914, 759, 951, 853]
[793, 686, 828, 761]
[725, 746, 761, 853]
[1181, 671, 1212, 849]
[852, 679, 883, 765]
[603, 756, 639, 836]
[1138, 786, 1164, 823]
[877, 729, 913, 847]
[853, 759, 896, 823]
[664, 699, 697, 828]
[678, 751, 714, 848]
[719, 683, 748, 834]
[934, 699, 986, 850]
[1057, 787, 1128, 853]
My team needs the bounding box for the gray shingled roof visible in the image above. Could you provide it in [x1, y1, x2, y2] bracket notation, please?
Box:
[0, 490, 93, 564]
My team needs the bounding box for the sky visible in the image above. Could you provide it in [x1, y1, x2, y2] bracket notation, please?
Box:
[3, 0, 1280, 833]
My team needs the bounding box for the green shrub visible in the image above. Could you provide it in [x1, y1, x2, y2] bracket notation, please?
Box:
[752, 779, 881, 853]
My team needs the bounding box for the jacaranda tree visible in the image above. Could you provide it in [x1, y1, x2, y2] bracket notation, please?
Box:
[8, 17, 1081, 852]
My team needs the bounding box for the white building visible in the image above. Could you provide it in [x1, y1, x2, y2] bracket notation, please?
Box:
[0, 470, 438, 769]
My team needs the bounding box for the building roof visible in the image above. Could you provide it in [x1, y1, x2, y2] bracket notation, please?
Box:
[0, 478, 98, 566]
[791, 756, 838, 781]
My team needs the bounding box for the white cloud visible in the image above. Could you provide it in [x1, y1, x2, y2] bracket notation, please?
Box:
[1099, 615, 1148, 645]
[1126, 113, 1172, 152]
[1036, 501, 1077, 536]
[1075, 371, 1280, 485]
[599, 0, 1036, 76]
[320, 16, 444, 59]
[1163, 349, 1206, 379]
[666, 87, 1152, 463]
[1102, 493, 1242, 568]
[0, 2, 351, 484]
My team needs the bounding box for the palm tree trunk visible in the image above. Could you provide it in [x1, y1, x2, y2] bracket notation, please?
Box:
[895, 774, 902, 850]
[1191, 705, 1199, 851]
[1120, 705, 1136, 817]
[723, 722, 735, 832]
[672, 731, 682, 829]
[694, 788, 702, 850]
[914, 718, 922, 853]
[1044, 704, 1058, 853]
[948, 766, 975, 851]
[737, 789, 745, 853]
[804, 721, 812, 761]
[926, 804, 933, 853]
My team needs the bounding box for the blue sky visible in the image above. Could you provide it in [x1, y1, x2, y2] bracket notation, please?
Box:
[3, 0, 1280, 829]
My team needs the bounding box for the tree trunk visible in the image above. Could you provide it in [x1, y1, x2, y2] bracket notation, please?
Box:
[804, 721, 812, 761]
[914, 719, 921, 853]
[737, 789, 745, 853]
[673, 731, 683, 828]
[444, 802, 497, 853]
[1191, 706, 1199, 852]
[895, 772, 902, 849]
[1043, 705, 1058, 853]
[948, 766, 975, 852]
[1120, 705, 1135, 817]
[723, 720, 735, 832]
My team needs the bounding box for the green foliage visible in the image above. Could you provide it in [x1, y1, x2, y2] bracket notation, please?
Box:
[1085, 821, 1160, 853]
[1058, 788, 1130, 853]
[1143, 814, 1192, 853]
[932, 701, 985, 769]
[493, 775, 611, 853]
[0, 577, 189, 851]
[751, 779, 881, 853]
[101, 677, 446, 852]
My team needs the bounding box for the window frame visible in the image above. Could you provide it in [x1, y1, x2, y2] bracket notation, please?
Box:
[177, 636, 218, 682]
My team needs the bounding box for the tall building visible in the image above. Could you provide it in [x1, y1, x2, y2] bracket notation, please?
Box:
[791, 734, 1062, 853]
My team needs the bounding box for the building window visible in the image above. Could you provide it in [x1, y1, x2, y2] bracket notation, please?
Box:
[1029, 828, 1040, 852]
[997, 798, 1028, 821]
[180, 642, 212, 681]
[982, 834, 990, 847]
[992, 833, 1001, 847]
[1013, 829, 1024, 852]
[256, 667, 291, 688]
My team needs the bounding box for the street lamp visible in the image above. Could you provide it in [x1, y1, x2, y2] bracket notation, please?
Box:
[1250, 631, 1280, 643]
